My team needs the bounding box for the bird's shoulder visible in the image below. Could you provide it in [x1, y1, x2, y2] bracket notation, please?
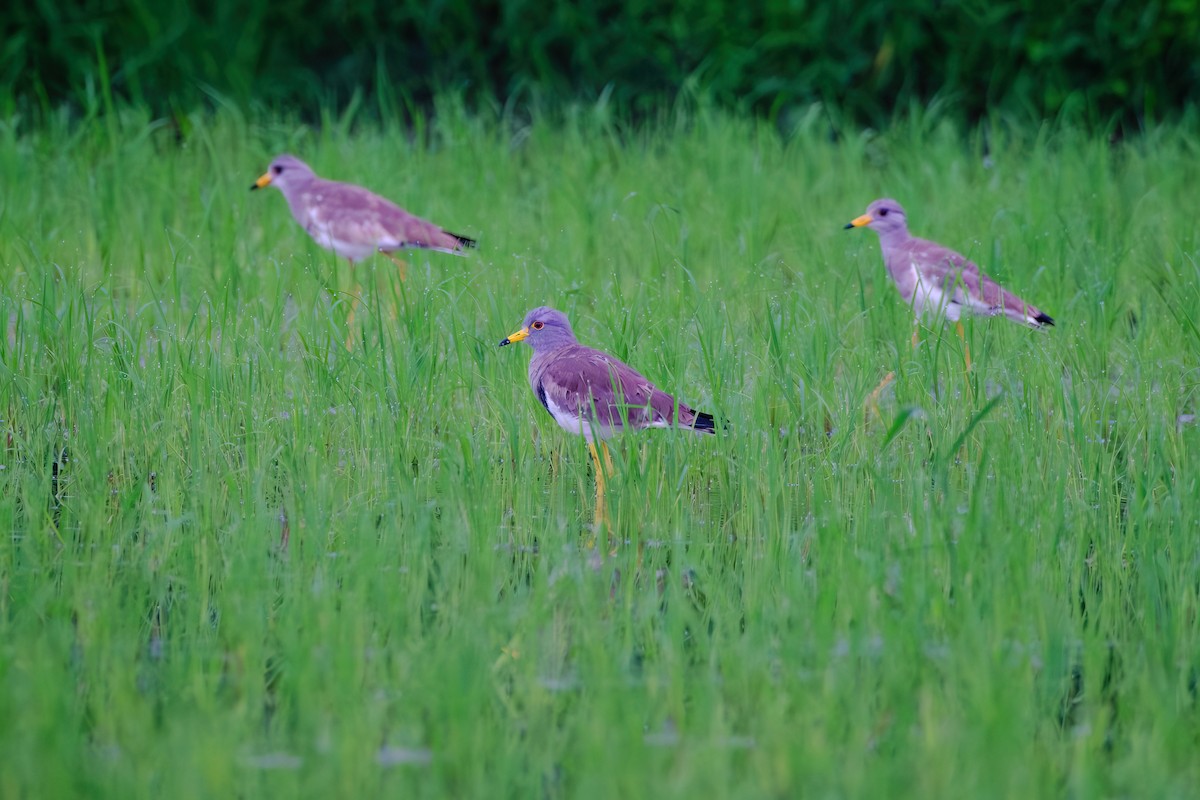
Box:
[308, 177, 409, 220]
[906, 234, 988, 283]
[536, 345, 656, 401]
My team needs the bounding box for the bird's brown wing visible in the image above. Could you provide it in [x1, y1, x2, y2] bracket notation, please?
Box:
[311, 178, 473, 253]
[912, 238, 1050, 325]
[534, 345, 687, 431]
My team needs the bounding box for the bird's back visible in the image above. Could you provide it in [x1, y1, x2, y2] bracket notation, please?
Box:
[298, 176, 471, 256]
[530, 344, 687, 432]
[886, 233, 1052, 327]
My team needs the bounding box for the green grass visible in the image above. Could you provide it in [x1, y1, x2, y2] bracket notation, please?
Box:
[1, 102, 1198, 798]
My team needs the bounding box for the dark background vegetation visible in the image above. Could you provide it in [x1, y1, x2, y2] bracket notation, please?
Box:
[3, 0, 1199, 128]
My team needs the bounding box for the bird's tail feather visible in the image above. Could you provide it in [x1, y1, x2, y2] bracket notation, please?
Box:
[446, 231, 477, 249]
[692, 411, 719, 434]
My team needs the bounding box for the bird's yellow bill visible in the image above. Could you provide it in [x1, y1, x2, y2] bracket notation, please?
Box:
[499, 327, 529, 347]
[847, 214, 873, 228]
[251, 172, 272, 190]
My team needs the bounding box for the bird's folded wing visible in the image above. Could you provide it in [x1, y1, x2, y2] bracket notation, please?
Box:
[310, 180, 462, 251]
[539, 347, 678, 429]
[915, 240, 1009, 313]
[930, 248, 1043, 318]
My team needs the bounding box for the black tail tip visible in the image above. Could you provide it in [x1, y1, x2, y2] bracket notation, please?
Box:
[448, 231, 478, 249]
[1035, 312, 1055, 327]
[694, 411, 723, 434]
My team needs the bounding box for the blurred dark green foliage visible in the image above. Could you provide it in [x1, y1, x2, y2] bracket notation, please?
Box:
[3, 0, 1198, 126]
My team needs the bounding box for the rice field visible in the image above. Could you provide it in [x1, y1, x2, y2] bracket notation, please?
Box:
[0, 103, 1198, 798]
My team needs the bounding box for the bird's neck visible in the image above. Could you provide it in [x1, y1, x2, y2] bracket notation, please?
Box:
[876, 227, 910, 246]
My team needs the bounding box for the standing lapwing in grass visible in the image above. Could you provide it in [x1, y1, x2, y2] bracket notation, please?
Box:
[500, 307, 718, 534]
[252, 154, 476, 344]
[846, 198, 1054, 400]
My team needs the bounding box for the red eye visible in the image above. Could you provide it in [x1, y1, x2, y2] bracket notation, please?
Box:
[531, 321, 544, 330]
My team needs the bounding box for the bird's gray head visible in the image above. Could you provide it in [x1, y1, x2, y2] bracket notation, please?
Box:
[251, 154, 316, 193]
[845, 198, 909, 237]
[498, 306, 577, 352]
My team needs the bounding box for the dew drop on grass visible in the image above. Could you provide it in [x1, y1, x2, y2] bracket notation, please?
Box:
[242, 752, 303, 770]
[643, 719, 680, 748]
[376, 746, 433, 767]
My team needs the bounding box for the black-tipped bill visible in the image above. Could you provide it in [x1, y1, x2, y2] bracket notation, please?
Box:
[499, 327, 529, 347]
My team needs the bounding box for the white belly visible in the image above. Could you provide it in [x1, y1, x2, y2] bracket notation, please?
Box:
[303, 213, 378, 262]
[312, 230, 377, 261]
[910, 277, 961, 321]
[546, 394, 613, 442]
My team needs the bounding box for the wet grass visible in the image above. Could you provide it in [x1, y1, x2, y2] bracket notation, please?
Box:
[0, 102, 1198, 798]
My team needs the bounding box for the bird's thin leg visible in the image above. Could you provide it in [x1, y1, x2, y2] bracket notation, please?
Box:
[867, 323, 915, 421]
[955, 320, 972, 372]
[344, 259, 362, 351]
[384, 251, 409, 282]
[955, 320, 976, 409]
[600, 442, 622, 555]
[379, 253, 406, 322]
[865, 371, 896, 421]
[587, 441, 609, 544]
[346, 285, 363, 328]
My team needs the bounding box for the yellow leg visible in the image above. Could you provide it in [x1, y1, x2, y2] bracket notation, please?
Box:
[600, 443, 621, 556]
[865, 371, 895, 421]
[955, 320, 972, 372]
[345, 282, 363, 351]
[380, 254, 404, 321]
[587, 441, 610, 544]
[337, 257, 361, 350]
[384, 252, 409, 282]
